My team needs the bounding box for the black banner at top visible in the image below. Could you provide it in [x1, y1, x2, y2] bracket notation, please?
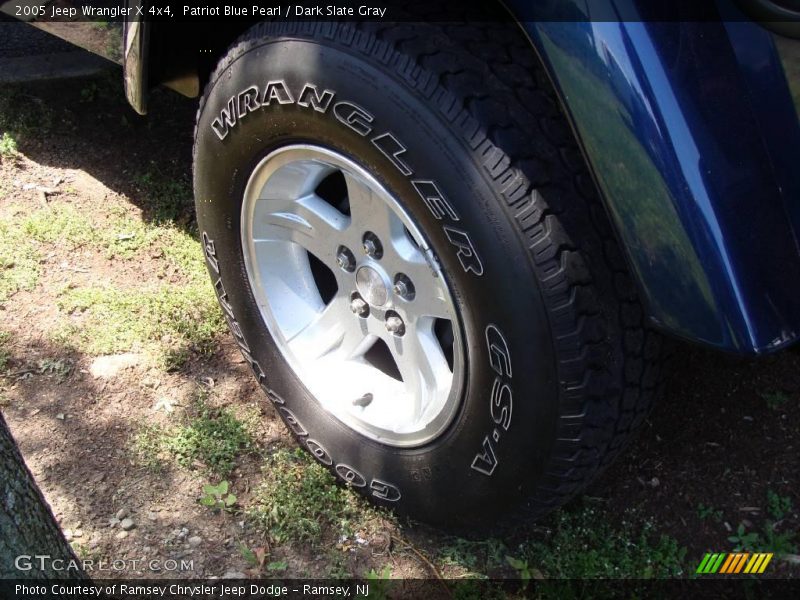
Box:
[1, 0, 800, 23]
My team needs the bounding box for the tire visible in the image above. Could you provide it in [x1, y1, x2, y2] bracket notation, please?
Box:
[192, 21, 665, 528]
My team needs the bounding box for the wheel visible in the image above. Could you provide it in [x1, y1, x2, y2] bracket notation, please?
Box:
[192, 21, 665, 528]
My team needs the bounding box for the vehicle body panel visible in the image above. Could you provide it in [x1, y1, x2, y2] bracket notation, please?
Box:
[509, 2, 800, 353]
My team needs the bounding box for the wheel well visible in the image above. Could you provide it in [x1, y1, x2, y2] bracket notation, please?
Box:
[147, 21, 258, 98]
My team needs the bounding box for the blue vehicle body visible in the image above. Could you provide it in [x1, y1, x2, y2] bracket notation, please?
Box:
[508, 6, 800, 354]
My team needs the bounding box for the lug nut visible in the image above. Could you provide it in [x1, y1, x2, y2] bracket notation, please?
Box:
[393, 274, 415, 301]
[385, 315, 405, 336]
[336, 246, 355, 272]
[362, 232, 383, 259]
[350, 296, 369, 318]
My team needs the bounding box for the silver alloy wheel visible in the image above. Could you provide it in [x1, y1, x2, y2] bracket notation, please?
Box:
[240, 145, 464, 447]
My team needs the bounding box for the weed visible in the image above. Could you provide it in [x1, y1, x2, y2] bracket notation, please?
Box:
[729, 522, 797, 554]
[760, 390, 789, 411]
[248, 448, 362, 545]
[439, 537, 507, 577]
[697, 503, 723, 523]
[326, 553, 351, 579]
[761, 523, 798, 554]
[730, 490, 797, 554]
[0, 132, 18, 158]
[37, 358, 72, 383]
[0, 331, 10, 371]
[165, 397, 253, 475]
[505, 555, 536, 587]
[518, 505, 686, 578]
[364, 566, 393, 600]
[728, 523, 762, 551]
[767, 489, 792, 521]
[266, 560, 288, 573]
[199, 480, 237, 512]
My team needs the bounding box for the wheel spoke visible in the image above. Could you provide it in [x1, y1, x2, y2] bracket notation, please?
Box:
[396, 254, 452, 320]
[387, 321, 451, 422]
[287, 296, 374, 362]
[253, 193, 349, 261]
[344, 171, 406, 247]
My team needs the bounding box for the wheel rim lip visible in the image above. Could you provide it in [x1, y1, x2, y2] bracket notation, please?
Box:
[240, 144, 465, 447]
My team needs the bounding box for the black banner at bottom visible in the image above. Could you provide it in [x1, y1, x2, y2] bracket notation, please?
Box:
[2, 578, 800, 599]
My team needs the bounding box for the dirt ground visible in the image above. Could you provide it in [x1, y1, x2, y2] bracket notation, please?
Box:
[0, 70, 798, 583]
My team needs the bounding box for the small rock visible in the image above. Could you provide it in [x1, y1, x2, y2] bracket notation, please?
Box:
[120, 518, 135, 531]
[187, 536, 202, 547]
[115, 508, 128, 520]
[153, 397, 177, 413]
[108, 517, 120, 528]
[115, 531, 128, 540]
[63, 529, 73, 542]
[147, 512, 158, 521]
[222, 571, 246, 579]
[55, 413, 65, 421]
[89, 539, 101, 549]
[649, 477, 660, 488]
[73, 529, 83, 538]
[89, 354, 141, 380]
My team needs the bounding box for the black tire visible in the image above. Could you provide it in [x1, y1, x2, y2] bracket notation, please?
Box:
[192, 21, 665, 528]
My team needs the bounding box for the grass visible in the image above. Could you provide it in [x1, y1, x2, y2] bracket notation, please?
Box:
[3, 186, 215, 372]
[513, 504, 686, 579]
[0, 215, 41, 302]
[0, 331, 10, 371]
[133, 392, 254, 475]
[165, 399, 253, 474]
[248, 448, 365, 546]
[23, 204, 98, 249]
[0, 132, 18, 159]
[55, 278, 223, 370]
[133, 166, 194, 224]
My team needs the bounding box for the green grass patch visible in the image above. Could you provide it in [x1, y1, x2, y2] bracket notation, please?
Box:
[56, 279, 224, 370]
[1, 132, 18, 159]
[23, 204, 98, 248]
[248, 448, 363, 546]
[0, 216, 41, 302]
[133, 167, 193, 224]
[516, 504, 686, 578]
[0, 331, 11, 371]
[132, 394, 254, 475]
[0, 88, 58, 140]
[21, 202, 204, 270]
[165, 399, 253, 475]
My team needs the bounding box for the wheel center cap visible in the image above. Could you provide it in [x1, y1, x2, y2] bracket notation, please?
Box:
[356, 265, 389, 307]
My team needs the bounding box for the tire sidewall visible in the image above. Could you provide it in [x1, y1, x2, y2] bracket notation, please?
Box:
[194, 32, 559, 526]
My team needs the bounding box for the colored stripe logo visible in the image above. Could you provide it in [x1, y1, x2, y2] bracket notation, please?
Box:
[696, 553, 773, 575]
